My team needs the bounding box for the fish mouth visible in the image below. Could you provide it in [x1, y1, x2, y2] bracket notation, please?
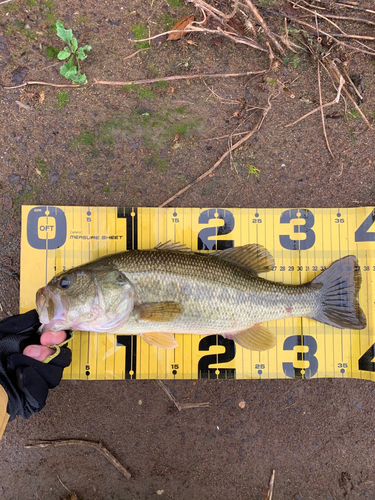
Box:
[36, 286, 68, 332]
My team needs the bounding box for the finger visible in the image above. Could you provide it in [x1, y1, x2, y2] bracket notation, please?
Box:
[40, 330, 67, 346]
[23, 345, 56, 362]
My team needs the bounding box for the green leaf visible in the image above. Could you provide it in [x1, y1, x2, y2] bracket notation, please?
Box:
[76, 46, 88, 60]
[56, 20, 73, 43]
[71, 37, 78, 52]
[57, 49, 71, 60]
[60, 62, 77, 78]
[72, 73, 87, 84]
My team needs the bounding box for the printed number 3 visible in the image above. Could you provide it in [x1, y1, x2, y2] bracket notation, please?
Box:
[282, 335, 318, 379]
[279, 209, 315, 251]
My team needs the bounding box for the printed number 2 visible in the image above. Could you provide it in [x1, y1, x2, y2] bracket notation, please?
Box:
[198, 336, 236, 379]
[282, 335, 318, 379]
[198, 209, 234, 251]
[279, 209, 315, 250]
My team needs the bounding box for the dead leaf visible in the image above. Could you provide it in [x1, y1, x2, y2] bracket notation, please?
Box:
[38, 91, 45, 104]
[167, 15, 194, 41]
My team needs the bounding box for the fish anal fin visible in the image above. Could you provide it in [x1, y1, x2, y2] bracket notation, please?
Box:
[136, 302, 183, 322]
[141, 331, 178, 349]
[155, 241, 192, 252]
[230, 325, 277, 351]
[213, 244, 275, 275]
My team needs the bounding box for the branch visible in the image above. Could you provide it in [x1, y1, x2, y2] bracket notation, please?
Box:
[25, 439, 131, 479]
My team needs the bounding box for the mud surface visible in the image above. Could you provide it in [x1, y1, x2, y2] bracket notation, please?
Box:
[0, 0, 375, 498]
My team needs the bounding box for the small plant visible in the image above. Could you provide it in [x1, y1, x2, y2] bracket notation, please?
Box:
[346, 108, 361, 120]
[56, 20, 91, 84]
[245, 164, 260, 179]
[58, 90, 69, 109]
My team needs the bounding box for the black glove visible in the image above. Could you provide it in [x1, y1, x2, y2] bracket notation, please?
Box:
[0, 310, 71, 420]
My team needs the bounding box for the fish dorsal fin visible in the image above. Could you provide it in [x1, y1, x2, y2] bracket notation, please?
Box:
[212, 244, 274, 275]
[231, 325, 277, 351]
[135, 302, 183, 322]
[155, 241, 192, 252]
[141, 331, 178, 349]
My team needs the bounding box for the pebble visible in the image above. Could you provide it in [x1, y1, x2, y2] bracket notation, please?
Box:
[49, 172, 60, 183]
[355, 402, 362, 410]
[8, 174, 20, 184]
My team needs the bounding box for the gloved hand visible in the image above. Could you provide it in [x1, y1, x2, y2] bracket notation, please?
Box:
[0, 310, 71, 420]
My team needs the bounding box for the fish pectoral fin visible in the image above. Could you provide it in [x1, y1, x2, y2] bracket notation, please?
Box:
[231, 325, 277, 351]
[135, 302, 183, 322]
[141, 332, 178, 349]
[212, 244, 274, 275]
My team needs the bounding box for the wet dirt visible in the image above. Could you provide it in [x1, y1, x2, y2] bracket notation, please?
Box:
[0, 0, 375, 498]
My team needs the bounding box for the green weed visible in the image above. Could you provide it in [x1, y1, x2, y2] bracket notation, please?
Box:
[165, 0, 182, 6]
[58, 90, 69, 109]
[346, 108, 361, 120]
[245, 164, 259, 179]
[131, 24, 149, 49]
[56, 20, 91, 84]
[45, 45, 60, 59]
[161, 14, 176, 31]
[76, 16, 88, 24]
[138, 88, 155, 99]
[35, 157, 48, 178]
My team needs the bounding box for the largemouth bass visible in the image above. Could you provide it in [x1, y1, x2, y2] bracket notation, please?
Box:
[36, 242, 366, 351]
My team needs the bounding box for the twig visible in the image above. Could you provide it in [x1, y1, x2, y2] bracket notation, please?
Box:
[93, 68, 269, 86]
[272, 10, 375, 56]
[25, 439, 131, 480]
[0, 0, 13, 4]
[2, 81, 84, 89]
[244, 0, 285, 54]
[268, 469, 276, 500]
[326, 60, 373, 129]
[262, 469, 276, 500]
[15, 101, 32, 111]
[329, 33, 375, 41]
[156, 380, 210, 410]
[123, 48, 150, 60]
[317, 61, 333, 157]
[200, 130, 250, 141]
[285, 75, 344, 127]
[316, 13, 375, 26]
[159, 93, 274, 207]
[336, 2, 375, 15]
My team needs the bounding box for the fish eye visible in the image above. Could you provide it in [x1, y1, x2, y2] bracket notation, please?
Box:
[59, 275, 71, 289]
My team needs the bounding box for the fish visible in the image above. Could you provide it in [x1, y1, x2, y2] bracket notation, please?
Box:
[35, 242, 366, 351]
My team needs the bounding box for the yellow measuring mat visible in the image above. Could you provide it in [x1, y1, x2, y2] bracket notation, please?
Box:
[20, 206, 375, 382]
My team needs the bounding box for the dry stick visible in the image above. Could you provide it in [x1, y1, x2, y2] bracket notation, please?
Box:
[0, 0, 13, 4]
[285, 76, 345, 128]
[2, 81, 84, 89]
[123, 48, 150, 61]
[326, 60, 373, 129]
[306, 10, 375, 26]
[317, 61, 333, 158]
[336, 3, 375, 15]
[275, 11, 375, 56]
[244, 0, 284, 54]
[25, 439, 131, 480]
[329, 33, 375, 41]
[93, 67, 269, 86]
[340, 66, 363, 101]
[133, 24, 268, 52]
[159, 95, 274, 208]
[156, 380, 210, 410]
[268, 469, 276, 500]
[187, 0, 238, 20]
[290, 0, 346, 34]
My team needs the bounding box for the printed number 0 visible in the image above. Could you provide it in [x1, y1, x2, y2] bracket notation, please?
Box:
[282, 335, 318, 379]
[279, 209, 315, 251]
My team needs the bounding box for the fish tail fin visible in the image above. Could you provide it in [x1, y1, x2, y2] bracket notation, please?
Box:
[310, 255, 366, 330]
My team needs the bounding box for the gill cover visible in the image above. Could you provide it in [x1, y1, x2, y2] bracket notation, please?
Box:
[36, 264, 135, 333]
